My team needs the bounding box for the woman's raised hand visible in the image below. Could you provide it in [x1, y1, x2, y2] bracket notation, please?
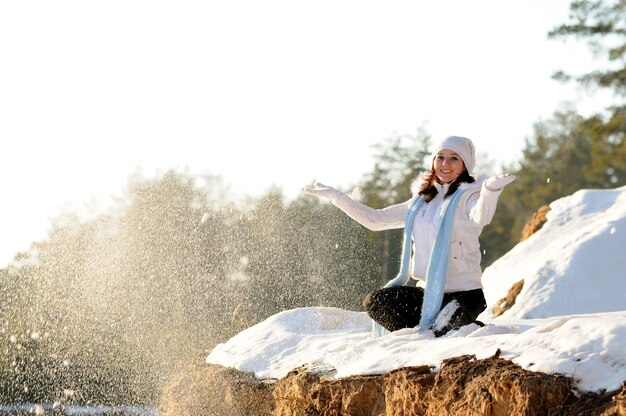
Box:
[485, 173, 517, 191]
[301, 182, 342, 202]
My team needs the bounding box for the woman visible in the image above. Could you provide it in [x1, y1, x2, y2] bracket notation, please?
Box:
[302, 136, 515, 336]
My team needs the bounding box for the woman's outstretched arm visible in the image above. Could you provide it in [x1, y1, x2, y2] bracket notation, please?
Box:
[466, 174, 516, 226]
[302, 183, 407, 231]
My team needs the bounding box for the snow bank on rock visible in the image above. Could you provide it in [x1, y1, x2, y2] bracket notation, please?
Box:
[481, 185, 626, 319]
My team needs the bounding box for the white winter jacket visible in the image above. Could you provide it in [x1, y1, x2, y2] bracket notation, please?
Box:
[332, 176, 503, 292]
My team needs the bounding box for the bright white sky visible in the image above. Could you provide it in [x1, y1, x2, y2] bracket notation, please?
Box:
[0, 0, 610, 267]
[208, 185, 626, 393]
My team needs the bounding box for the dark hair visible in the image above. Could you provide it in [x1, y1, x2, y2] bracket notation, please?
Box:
[418, 169, 475, 202]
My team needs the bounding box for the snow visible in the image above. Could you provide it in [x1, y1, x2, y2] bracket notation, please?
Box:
[207, 185, 626, 393]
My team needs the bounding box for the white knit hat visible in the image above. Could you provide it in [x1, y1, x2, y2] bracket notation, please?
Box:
[431, 136, 476, 173]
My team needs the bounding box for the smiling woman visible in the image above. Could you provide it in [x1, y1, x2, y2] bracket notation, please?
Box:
[302, 136, 517, 337]
[433, 149, 465, 184]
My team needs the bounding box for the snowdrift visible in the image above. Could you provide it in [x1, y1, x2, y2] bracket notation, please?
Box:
[482, 185, 626, 319]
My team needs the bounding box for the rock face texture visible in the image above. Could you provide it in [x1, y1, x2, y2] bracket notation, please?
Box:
[492, 279, 524, 317]
[159, 355, 624, 416]
[159, 361, 274, 416]
[520, 204, 550, 242]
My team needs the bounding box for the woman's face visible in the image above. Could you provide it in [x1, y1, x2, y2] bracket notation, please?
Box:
[433, 149, 465, 184]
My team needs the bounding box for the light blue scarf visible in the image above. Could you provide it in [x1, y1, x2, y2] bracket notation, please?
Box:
[372, 188, 465, 337]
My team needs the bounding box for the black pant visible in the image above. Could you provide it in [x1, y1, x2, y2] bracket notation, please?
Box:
[363, 286, 486, 336]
